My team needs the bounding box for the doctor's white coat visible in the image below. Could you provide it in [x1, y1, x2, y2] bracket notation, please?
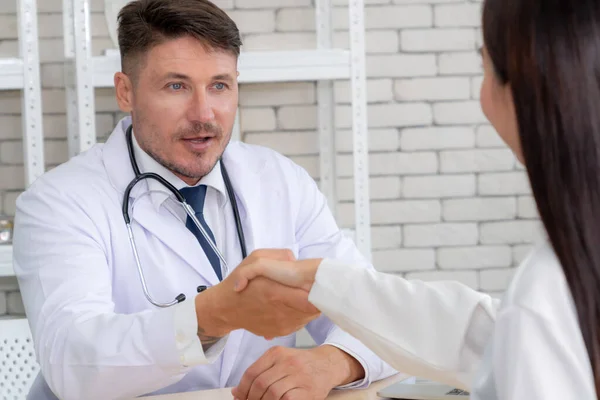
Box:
[12, 118, 396, 400]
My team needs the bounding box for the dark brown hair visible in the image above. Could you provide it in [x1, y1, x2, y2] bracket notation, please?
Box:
[484, 0, 600, 396]
[117, 0, 242, 80]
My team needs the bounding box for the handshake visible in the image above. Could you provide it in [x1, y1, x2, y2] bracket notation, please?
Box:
[194, 249, 324, 341]
[195, 250, 366, 400]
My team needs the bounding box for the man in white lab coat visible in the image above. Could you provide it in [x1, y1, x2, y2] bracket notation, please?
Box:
[11, 1, 396, 399]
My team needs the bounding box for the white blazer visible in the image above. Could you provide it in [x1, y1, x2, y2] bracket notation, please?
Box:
[309, 242, 596, 399]
[12, 117, 395, 400]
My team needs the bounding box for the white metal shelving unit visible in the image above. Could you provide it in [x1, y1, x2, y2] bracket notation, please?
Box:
[1, 0, 44, 187]
[0, 0, 45, 278]
[62, 0, 373, 259]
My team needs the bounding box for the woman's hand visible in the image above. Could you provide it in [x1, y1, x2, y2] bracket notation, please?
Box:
[233, 252, 322, 293]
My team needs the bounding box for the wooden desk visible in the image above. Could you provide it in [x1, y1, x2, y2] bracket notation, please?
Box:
[144, 374, 411, 400]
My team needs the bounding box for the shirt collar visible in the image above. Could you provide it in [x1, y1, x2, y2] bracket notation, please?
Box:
[131, 129, 227, 210]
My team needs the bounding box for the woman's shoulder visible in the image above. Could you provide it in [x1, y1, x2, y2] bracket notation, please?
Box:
[502, 241, 575, 321]
[489, 241, 596, 398]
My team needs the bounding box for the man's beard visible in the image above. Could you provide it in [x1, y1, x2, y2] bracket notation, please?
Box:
[148, 147, 220, 180]
[136, 120, 226, 180]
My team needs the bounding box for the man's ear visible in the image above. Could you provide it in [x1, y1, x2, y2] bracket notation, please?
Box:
[114, 72, 134, 113]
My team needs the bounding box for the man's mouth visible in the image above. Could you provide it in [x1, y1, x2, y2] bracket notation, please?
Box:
[186, 137, 212, 143]
[181, 136, 216, 151]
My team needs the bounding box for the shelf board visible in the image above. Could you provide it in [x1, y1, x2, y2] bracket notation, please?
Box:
[91, 49, 352, 87]
[0, 58, 24, 90]
[0, 245, 13, 277]
[238, 49, 351, 83]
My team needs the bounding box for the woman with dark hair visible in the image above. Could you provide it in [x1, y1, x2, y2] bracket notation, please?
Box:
[231, 0, 600, 398]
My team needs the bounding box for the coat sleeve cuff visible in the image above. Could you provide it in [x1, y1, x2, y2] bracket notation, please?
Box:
[311, 259, 398, 388]
[172, 298, 228, 366]
[313, 261, 371, 389]
[322, 340, 370, 390]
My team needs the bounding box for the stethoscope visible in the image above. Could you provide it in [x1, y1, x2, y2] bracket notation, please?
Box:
[122, 125, 248, 308]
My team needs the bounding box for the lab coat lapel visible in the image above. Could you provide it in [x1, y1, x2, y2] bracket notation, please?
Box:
[220, 144, 264, 258]
[130, 197, 221, 286]
[102, 117, 220, 286]
[217, 144, 267, 385]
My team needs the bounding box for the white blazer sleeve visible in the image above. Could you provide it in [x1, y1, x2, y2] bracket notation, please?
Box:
[289, 163, 398, 388]
[309, 259, 500, 390]
[12, 182, 221, 400]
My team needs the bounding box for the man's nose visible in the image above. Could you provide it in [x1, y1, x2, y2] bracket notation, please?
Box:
[187, 90, 216, 122]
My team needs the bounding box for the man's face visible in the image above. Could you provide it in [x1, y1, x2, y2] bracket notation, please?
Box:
[120, 36, 238, 184]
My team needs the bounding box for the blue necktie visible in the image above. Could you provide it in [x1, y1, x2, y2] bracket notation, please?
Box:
[179, 185, 222, 281]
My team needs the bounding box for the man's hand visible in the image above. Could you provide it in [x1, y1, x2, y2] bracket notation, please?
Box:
[231, 345, 365, 400]
[233, 258, 321, 293]
[195, 250, 322, 340]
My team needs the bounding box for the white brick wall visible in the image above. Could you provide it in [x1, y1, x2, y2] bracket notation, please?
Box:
[404, 223, 479, 247]
[480, 221, 544, 245]
[400, 126, 474, 150]
[478, 171, 532, 195]
[403, 175, 475, 198]
[443, 198, 517, 221]
[401, 29, 475, 52]
[373, 249, 435, 272]
[406, 270, 478, 290]
[434, 4, 481, 27]
[394, 77, 471, 101]
[480, 268, 517, 292]
[0, 0, 540, 316]
[437, 246, 512, 270]
[366, 54, 437, 78]
[434, 101, 487, 125]
[440, 149, 516, 173]
[438, 52, 482, 75]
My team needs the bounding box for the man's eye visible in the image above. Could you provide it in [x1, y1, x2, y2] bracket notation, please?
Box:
[214, 83, 226, 90]
[170, 83, 183, 90]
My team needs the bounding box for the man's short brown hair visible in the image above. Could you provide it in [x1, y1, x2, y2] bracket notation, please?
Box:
[117, 0, 242, 81]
